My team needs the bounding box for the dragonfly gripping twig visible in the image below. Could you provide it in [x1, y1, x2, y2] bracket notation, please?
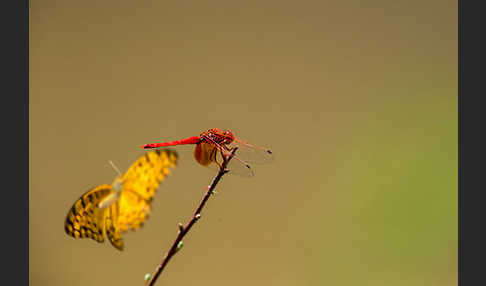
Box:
[145, 147, 238, 286]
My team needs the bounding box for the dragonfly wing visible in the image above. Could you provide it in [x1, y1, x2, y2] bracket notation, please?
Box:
[230, 138, 273, 165]
[198, 146, 255, 177]
[226, 155, 254, 177]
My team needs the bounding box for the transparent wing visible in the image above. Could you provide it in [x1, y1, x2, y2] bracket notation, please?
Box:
[195, 136, 270, 177]
[226, 156, 254, 177]
[229, 137, 273, 165]
[204, 146, 255, 178]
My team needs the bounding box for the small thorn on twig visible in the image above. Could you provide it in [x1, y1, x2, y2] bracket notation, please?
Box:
[144, 273, 151, 282]
[175, 241, 184, 253]
[178, 223, 184, 233]
[209, 185, 219, 195]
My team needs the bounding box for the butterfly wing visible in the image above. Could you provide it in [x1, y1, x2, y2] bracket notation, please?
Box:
[64, 185, 113, 243]
[117, 190, 151, 233]
[118, 149, 178, 232]
[105, 203, 124, 250]
[65, 150, 178, 251]
[122, 149, 178, 201]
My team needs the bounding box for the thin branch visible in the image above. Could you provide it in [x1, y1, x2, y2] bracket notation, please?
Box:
[145, 147, 238, 286]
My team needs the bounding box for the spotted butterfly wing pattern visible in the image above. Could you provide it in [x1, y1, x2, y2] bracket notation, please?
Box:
[122, 149, 178, 201]
[64, 185, 113, 243]
[116, 190, 152, 233]
[64, 149, 178, 250]
[106, 203, 124, 250]
[118, 149, 178, 232]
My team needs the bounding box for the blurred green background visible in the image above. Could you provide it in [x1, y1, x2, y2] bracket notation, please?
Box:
[30, 1, 457, 285]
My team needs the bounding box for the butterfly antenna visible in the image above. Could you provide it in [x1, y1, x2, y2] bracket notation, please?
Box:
[108, 160, 123, 177]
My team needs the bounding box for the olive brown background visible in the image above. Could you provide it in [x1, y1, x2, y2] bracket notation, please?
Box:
[30, 1, 457, 285]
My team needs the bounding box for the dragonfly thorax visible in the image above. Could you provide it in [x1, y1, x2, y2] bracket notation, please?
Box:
[203, 128, 235, 146]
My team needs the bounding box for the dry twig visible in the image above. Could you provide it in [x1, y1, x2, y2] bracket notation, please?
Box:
[145, 147, 238, 286]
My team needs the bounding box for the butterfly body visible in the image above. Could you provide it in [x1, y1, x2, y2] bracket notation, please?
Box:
[64, 149, 178, 251]
[98, 178, 122, 209]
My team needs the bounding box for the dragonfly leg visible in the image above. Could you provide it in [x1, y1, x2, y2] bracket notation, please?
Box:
[219, 149, 232, 168]
[218, 145, 233, 158]
[210, 148, 224, 169]
[214, 158, 223, 169]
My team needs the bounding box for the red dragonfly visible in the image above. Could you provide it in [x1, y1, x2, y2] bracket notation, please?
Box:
[141, 128, 273, 177]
